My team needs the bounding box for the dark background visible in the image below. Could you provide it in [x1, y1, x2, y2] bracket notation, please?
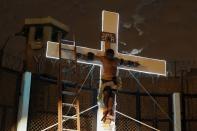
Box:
[0, 0, 197, 61]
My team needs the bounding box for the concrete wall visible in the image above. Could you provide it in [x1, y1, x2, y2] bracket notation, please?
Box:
[0, 69, 20, 131]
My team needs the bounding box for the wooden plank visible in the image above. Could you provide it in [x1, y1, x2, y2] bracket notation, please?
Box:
[118, 53, 166, 76]
[46, 41, 103, 60]
[57, 33, 63, 131]
[76, 100, 80, 131]
[46, 41, 166, 76]
[101, 10, 119, 52]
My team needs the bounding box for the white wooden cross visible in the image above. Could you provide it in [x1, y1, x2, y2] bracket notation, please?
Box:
[46, 10, 166, 131]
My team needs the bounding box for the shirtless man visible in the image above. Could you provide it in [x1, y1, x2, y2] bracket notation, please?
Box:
[99, 48, 119, 122]
[87, 38, 120, 122]
[86, 38, 139, 122]
[86, 38, 120, 122]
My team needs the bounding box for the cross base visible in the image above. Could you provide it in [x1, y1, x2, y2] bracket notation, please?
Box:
[97, 107, 116, 131]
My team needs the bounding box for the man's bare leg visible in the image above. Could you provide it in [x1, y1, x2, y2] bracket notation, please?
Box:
[108, 96, 114, 116]
[101, 90, 109, 122]
[106, 95, 114, 123]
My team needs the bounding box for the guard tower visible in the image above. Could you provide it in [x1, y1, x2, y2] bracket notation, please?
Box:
[23, 16, 69, 74]
[16, 17, 69, 131]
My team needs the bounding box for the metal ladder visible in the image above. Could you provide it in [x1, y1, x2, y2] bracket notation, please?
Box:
[57, 33, 80, 131]
[61, 90, 80, 131]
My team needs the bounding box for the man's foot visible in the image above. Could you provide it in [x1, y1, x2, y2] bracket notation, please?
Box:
[101, 112, 115, 123]
[102, 115, 114, 124]
[106, 114, 114, 121]
[101, 110, 108, 122]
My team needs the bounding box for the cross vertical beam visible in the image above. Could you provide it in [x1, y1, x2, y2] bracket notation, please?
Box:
[97, 10, 119, 131]
[101, 10, 119, 52]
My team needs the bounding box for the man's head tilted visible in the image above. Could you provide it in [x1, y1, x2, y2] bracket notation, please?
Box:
[105, 49, 115, 59]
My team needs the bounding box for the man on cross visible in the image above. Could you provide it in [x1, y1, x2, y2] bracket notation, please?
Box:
[87, 37, 122, 122]
[99, 47, 120, 122]
[46, 10, 166, 131]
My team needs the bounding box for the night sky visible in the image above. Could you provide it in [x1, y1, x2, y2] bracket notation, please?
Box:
[0, 0, 197, 61]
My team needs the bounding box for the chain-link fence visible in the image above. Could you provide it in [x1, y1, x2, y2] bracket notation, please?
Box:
[28, 105, 161, 131]
[184, 94, 197, 131]
[116, 111, 158, 131]
[27, 64, 172, 131]
[28, 112, 58, 131]
[28, 106, 97, 131]
[27, 79, 166, 131]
